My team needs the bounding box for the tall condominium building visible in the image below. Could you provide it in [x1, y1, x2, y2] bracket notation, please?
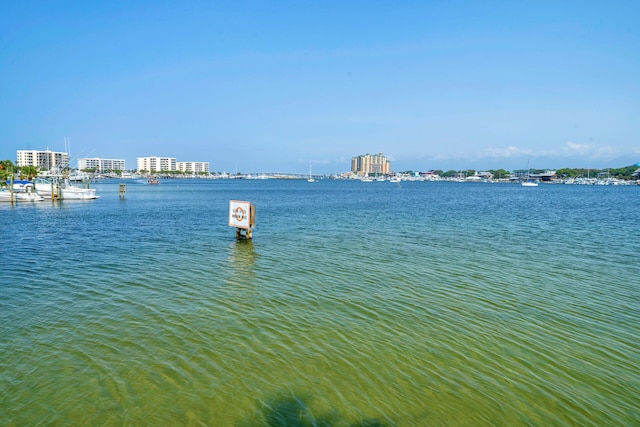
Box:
[177, 161, 209, 174]
[137, 156, 176, 172]
[78, 157, 126, 171]
[17, 149, 69, 170]
[351, 153, 390, 175]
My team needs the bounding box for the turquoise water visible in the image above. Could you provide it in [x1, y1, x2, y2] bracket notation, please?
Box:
[1, 180, 639, 426]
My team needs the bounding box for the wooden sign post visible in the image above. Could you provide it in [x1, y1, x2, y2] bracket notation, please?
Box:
[229, 200, 255, 239]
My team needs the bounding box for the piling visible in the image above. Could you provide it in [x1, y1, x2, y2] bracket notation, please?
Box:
[119, 184, 126, 198]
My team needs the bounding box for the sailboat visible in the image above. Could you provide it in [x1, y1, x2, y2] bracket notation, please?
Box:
[307, 163, 315, 182]
[521, 158, 538, 187]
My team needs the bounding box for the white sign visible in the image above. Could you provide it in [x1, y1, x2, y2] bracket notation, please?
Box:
[229, 200, 251, 229]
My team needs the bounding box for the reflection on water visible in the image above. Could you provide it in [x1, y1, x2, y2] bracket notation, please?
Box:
[238, 391, 392, 427]
[227, 239, 258, 285]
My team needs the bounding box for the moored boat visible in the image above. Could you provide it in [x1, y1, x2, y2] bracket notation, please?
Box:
[0, 185, 44, 202]
[35, 177, 99, 200]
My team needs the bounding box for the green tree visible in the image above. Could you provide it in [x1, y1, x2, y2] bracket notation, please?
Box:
[489, 169, 510, 179]
[20, 165, 39, 180]
[608, 165, 637, 179]
[556, 168, 578, 178]
[0, 160, 15, 185]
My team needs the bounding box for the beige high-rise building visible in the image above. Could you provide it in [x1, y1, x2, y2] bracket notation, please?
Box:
[17, 149, 69, 170]
[351, 153, 390, 175]
[177, 161, 209, 174]
[137, 156, 176, 172]
[78, 157, 126, 171]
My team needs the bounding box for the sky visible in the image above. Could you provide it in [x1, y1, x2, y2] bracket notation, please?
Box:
[1, 0, 639, 174]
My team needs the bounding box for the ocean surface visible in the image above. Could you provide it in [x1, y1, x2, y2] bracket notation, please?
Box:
[1, 179, 639, 426]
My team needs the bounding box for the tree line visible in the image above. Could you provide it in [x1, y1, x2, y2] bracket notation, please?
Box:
[3, 159, 639, 182]
[400, 164, 639, 180]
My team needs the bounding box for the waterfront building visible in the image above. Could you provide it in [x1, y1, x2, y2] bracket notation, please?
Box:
[177, 161, 209, 174]
[137, 156, 176, 173]
[16, 149, 69, 170]
[78, 157, 126, 171]
[351, 153, 390, 175]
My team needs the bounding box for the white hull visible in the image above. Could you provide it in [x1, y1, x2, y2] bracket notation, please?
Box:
[39, 188, 99, 200]
[0, 191, 44, 202]
[62, 188, 100, 199]
[34, 177, 99, 200]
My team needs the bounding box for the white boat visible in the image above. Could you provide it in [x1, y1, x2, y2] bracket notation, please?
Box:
[307, 163, 315, 182]
[15, 191, 45, 201]
[0, 187, 44, 202]
[61, 184, 99, 199]
[2, 180, 44, 202]
[67, 170, 92, 182]
[35, 178, 99, 200]
[521, 158, 538, 187]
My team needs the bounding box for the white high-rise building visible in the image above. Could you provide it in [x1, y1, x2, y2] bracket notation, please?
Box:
[17, 149, 69, 170]
[78, 157, 126, 171]
[177, 161, 209, 174]
[137, 156, 176, 172]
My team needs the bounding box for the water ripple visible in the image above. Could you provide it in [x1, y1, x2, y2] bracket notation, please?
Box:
[2, 181, 639, 425]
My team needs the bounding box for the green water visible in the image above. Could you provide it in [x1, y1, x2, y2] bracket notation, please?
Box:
[1, 180, 639, 426]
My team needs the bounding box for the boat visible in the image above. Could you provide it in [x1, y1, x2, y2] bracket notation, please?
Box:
[148, 176, 159, 184]
[0, 189, 13, 202]
[35, 177, 99, 200]
[360, 175, 373, 182]
[0, 189, 41, 202]
[0, 183, 44, 202]
[14, 191, 45, 202]
[67, 170, 92, 183]
[59, 183, 99, 199]
[307, 164, 315, 182]
[521, 159, 538, 187]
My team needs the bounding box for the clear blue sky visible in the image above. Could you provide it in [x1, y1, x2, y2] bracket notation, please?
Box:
[1, 0, 639, 174]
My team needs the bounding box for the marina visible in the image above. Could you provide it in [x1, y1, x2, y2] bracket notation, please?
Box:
[1, 179, 639, 426]
[1, 177, 99, 202]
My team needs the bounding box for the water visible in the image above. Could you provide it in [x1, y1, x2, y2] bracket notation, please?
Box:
[1, 180, 639, 426]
